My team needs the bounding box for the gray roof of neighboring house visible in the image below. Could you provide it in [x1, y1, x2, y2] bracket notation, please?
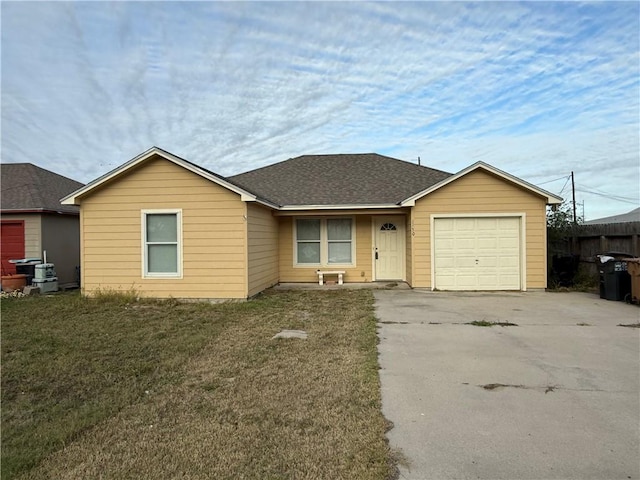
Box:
[583, 207, 640, 225]
[229, 153, 453, 206]
[1, 163, 84, 214]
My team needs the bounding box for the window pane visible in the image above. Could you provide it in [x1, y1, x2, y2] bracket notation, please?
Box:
[328, 242, 351, 264]
[297, 242, 320, 264]
[148, 244, 178, 273]
[327, 218, 351, 240]
[147, 214, 177, 242]
[296, 219, 320, 240]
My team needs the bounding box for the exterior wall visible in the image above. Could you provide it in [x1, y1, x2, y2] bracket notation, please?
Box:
[412, 169, 548, 289]
[278, 215, 374, 283]
[41, 213, 80, 285]
[1, 213, 42, 259]
[405, 211, 413, 286]
[79, 156, 248, 299]
[246, 203, 279, 297]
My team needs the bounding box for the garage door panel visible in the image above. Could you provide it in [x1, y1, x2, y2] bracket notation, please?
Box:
[479, 256, 498, 267]
[434, 217, 521, 291]
[455, 238, 476, 250]
[435, 256, 455, 268]
[455, 256, 477, 268]
[477, 274, 498, 286]
[477, 237, 498, 249]
[499, 256, 519, 268]
[455, 219, 476, 231]
[456, 275, 479, 288]
[477, 218, 498, 230]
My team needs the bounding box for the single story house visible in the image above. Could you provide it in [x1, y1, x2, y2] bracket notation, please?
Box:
[61, 147, 562, 299]
[1, 163, 84, 286]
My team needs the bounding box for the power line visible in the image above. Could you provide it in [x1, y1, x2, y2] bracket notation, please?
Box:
[580, 186, 638, 201]
[558, 175, 571, 196]
[535, 175, 570, 186]
[575, 188, 639, 205]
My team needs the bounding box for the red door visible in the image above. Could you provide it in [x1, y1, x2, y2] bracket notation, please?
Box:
[1, 221, 25, 275]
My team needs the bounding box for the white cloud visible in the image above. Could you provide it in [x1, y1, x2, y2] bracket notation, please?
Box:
[1, 1, 638, 219]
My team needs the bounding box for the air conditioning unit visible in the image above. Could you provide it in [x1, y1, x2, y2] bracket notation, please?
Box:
[34, 263, 56, 280]
[33, 263, 58, 293]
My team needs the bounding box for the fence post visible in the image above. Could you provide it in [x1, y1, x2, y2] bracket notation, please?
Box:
[599, 235, 608, 253]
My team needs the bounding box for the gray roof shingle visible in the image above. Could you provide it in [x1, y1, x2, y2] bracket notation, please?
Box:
[229, 153, 452, 206]
[1, 163, 84, 214]
[583, 207, 640, 225]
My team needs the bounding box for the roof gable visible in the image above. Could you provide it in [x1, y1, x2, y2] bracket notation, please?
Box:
[401, 161, 563, 206]
[61, 147, 276, 207]
[1, 163, 84, 214]
[229, 153, 452, 207]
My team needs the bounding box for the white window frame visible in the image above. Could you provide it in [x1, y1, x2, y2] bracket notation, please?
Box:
[141, 209, 183, 278]
[294, 217, 356, 267]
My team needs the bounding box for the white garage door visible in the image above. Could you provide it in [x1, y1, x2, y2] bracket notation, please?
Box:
[434, 217, 521, 291]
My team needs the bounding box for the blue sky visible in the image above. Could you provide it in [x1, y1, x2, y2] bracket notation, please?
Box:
[2, 1, 638, 220]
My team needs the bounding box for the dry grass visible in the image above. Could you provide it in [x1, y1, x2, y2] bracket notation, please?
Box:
[2, 289, 395, 479]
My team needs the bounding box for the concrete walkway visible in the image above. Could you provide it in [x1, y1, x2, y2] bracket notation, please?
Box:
[376, 290, 640, 480]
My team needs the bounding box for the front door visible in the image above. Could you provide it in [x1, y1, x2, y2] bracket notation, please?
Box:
[375, 217, 405, 280]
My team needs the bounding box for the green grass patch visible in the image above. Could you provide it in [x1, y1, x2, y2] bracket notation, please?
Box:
[467, 320, 518, 327]
[1, 289, 394, 479]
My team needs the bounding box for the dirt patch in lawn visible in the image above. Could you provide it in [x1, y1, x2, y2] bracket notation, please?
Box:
[2, 290, 394, 480]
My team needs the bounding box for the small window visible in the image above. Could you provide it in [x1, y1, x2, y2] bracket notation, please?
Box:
[296, 219, 321, 264]
[380, 223, 397, 231]
[143, 210, 182, 277]
[327, 218, 352, 264]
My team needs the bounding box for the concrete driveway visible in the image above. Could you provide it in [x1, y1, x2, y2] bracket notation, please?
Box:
[375, 290, 640, 480]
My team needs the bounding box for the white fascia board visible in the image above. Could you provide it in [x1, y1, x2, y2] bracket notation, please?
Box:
[278, 203, 402, 211]
[400, 161, 563, 206]
[60, 147, 270, 206]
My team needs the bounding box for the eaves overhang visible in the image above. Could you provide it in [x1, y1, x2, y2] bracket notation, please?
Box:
[277, 203, 403, 211]
[1, 208, 79, 216]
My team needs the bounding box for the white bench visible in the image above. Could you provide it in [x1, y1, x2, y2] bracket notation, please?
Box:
[316, 270, 345, 285]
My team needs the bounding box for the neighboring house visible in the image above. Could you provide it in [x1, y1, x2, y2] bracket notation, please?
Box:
[1, 163, 84, 286]
[61, 147, 562, 299]
[582, 207, 640, 225]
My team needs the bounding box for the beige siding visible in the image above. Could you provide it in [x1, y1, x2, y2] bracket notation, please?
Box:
[41, 214, 80, 285]
[247, 203, 279, 297]
[405, 211, 413, 286]
[412, 169, 548, 289]
[79, 156, 248, 299]
[278, 215, 373, 283]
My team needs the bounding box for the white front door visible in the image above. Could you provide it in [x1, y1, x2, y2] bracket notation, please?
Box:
[375, 217, 405, 280]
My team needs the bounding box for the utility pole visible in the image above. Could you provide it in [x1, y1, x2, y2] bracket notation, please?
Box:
[571, 171, 577, 224]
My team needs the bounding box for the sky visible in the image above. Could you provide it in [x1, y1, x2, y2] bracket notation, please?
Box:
[1, 1, 638, 220]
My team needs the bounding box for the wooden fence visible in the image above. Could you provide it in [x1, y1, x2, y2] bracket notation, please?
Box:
[549, 222, 640, 278]
[567, 222, 639, 259]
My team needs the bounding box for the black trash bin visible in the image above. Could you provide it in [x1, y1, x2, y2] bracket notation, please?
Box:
[15, 262, 40, 286]
[598, 257, 631, 301]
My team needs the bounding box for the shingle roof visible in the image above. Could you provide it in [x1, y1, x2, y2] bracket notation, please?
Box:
[583, 207, 640, 225]
[1, 163, 84, 214]
[229, 153, 452, 206]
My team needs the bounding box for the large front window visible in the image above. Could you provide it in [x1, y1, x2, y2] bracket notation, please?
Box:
[143, 210, 182, 277]
[295, 218, 354, 266]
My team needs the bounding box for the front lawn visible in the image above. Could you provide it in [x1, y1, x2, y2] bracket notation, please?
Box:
[1, 289, 395, 479]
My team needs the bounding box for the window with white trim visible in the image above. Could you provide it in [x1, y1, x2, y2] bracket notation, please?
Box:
[295, 217, 354, 266]
[142, 210, 182, 277]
